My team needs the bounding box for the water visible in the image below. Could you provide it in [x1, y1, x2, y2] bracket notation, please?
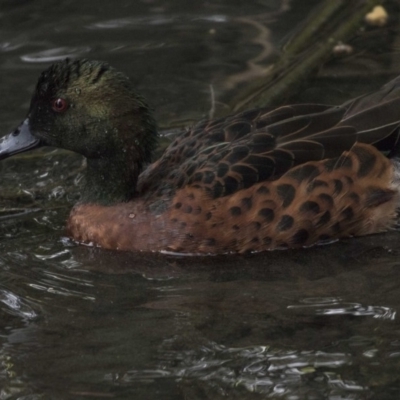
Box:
[1, 0, 400, 398]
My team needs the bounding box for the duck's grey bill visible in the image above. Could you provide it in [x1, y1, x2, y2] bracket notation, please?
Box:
[0, 119, 41, 160]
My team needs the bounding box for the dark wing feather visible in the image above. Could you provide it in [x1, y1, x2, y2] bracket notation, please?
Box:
[138, 81, 400, 199]
[341, 76, 400, 155]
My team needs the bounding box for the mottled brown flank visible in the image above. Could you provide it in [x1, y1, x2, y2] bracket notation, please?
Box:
[277, 215, 294, 231]
[258, 208, 274, 222]
[341, 207, 354, 220]
[183, 205, 193, 214]
[291, 229, 309, 245]
[230, 206, 241, 216]
[67, 143, 398, 253]
[307, 179, 329, 192]
[318, 193, 334, 207]
[333, 179, 343, 194]
[277, 184, 295, 208]
[347, 192, 360, 203]
[256, 186, 269, 194]
[241, 197, 253, 210]
[317, 211, 331, 226]
[299, 201, 320, 214]
[287, 164, 320, 182]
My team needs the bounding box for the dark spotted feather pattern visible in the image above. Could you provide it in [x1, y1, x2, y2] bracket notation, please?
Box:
[162, 143, 397, 253]
[138, 85, 400, 202]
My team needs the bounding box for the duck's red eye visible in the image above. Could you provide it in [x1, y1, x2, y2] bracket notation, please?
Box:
[52, 98, 68, 113]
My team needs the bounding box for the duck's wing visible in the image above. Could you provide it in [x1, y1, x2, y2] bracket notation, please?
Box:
[138, 104, 330, 194]
[161, 103, 334, 166]
[139, 81, 400, 199]
[340, 75, 400, 156]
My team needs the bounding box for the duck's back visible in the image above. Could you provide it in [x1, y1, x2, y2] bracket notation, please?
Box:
[138, 76, 400, 201]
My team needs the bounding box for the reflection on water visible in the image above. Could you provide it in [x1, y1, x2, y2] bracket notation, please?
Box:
[21, 47, 92, 63]
[122, 343, 355, 396]
[1, 0, 400, 399]
[289, 297, 397, 319]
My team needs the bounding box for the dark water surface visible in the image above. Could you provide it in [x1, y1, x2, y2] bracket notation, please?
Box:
[1, 1, 400, 399]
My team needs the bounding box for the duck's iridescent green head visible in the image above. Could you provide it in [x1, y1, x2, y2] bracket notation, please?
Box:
[1, 59, 158, 204]
[25, 59, 156, 160]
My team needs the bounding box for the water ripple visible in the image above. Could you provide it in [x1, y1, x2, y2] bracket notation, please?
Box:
[288, 297, 396, 320]
[115, 343, 360, 396]
[20, 46, 91, 63]
[0, 41, 24, 52]
[0, 289, 38, 320]
[89, 16, 176, 29]
[88, 14, 227, 29]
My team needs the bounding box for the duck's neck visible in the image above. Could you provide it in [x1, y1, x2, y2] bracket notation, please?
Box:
[80, 101, 158, 205]
[81, 154, 140, 205]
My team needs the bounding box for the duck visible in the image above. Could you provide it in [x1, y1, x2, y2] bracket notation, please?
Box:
[1, 58, 400, 254]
